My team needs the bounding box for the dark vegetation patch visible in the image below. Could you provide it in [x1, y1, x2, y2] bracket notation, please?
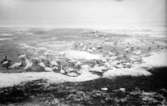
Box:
[0, 67, 167, 106]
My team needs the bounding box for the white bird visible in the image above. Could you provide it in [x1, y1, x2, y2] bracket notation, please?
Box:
[44, 67, 53, 72]
[10, 62, 22, 69]
[23, 56, 33, 70]
[60, 65, 66, 74]
[10, 54, 26, 69]
[38, 60, 53, 72]
[9, 54, 33, 70]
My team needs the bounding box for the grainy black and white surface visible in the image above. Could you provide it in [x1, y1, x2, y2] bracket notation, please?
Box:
[0, 0, 166, 106]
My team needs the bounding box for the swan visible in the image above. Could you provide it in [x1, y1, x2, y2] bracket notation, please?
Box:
[10, 62, 22, 69]
[38, 61, 53, 72]
[22, 56, 33, 70]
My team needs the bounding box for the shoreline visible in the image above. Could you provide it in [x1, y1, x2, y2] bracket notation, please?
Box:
[0, 50, 166, 88]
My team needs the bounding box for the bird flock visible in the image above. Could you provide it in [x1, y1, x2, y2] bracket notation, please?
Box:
[0, 54, 82, 77]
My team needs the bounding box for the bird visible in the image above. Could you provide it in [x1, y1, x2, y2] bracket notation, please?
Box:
[9, 54, 32, 70]
[21, 55, 33, 70]
[10, 61, 22, 69]
[1, 56, 12, 69]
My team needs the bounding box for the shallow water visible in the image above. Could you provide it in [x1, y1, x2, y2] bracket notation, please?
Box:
[103, 23, 167, 38]
[0, 26, 166, 57]
[0, 27, 166, 72]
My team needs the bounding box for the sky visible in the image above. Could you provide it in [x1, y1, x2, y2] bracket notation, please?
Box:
[0, 0, 166, 29]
